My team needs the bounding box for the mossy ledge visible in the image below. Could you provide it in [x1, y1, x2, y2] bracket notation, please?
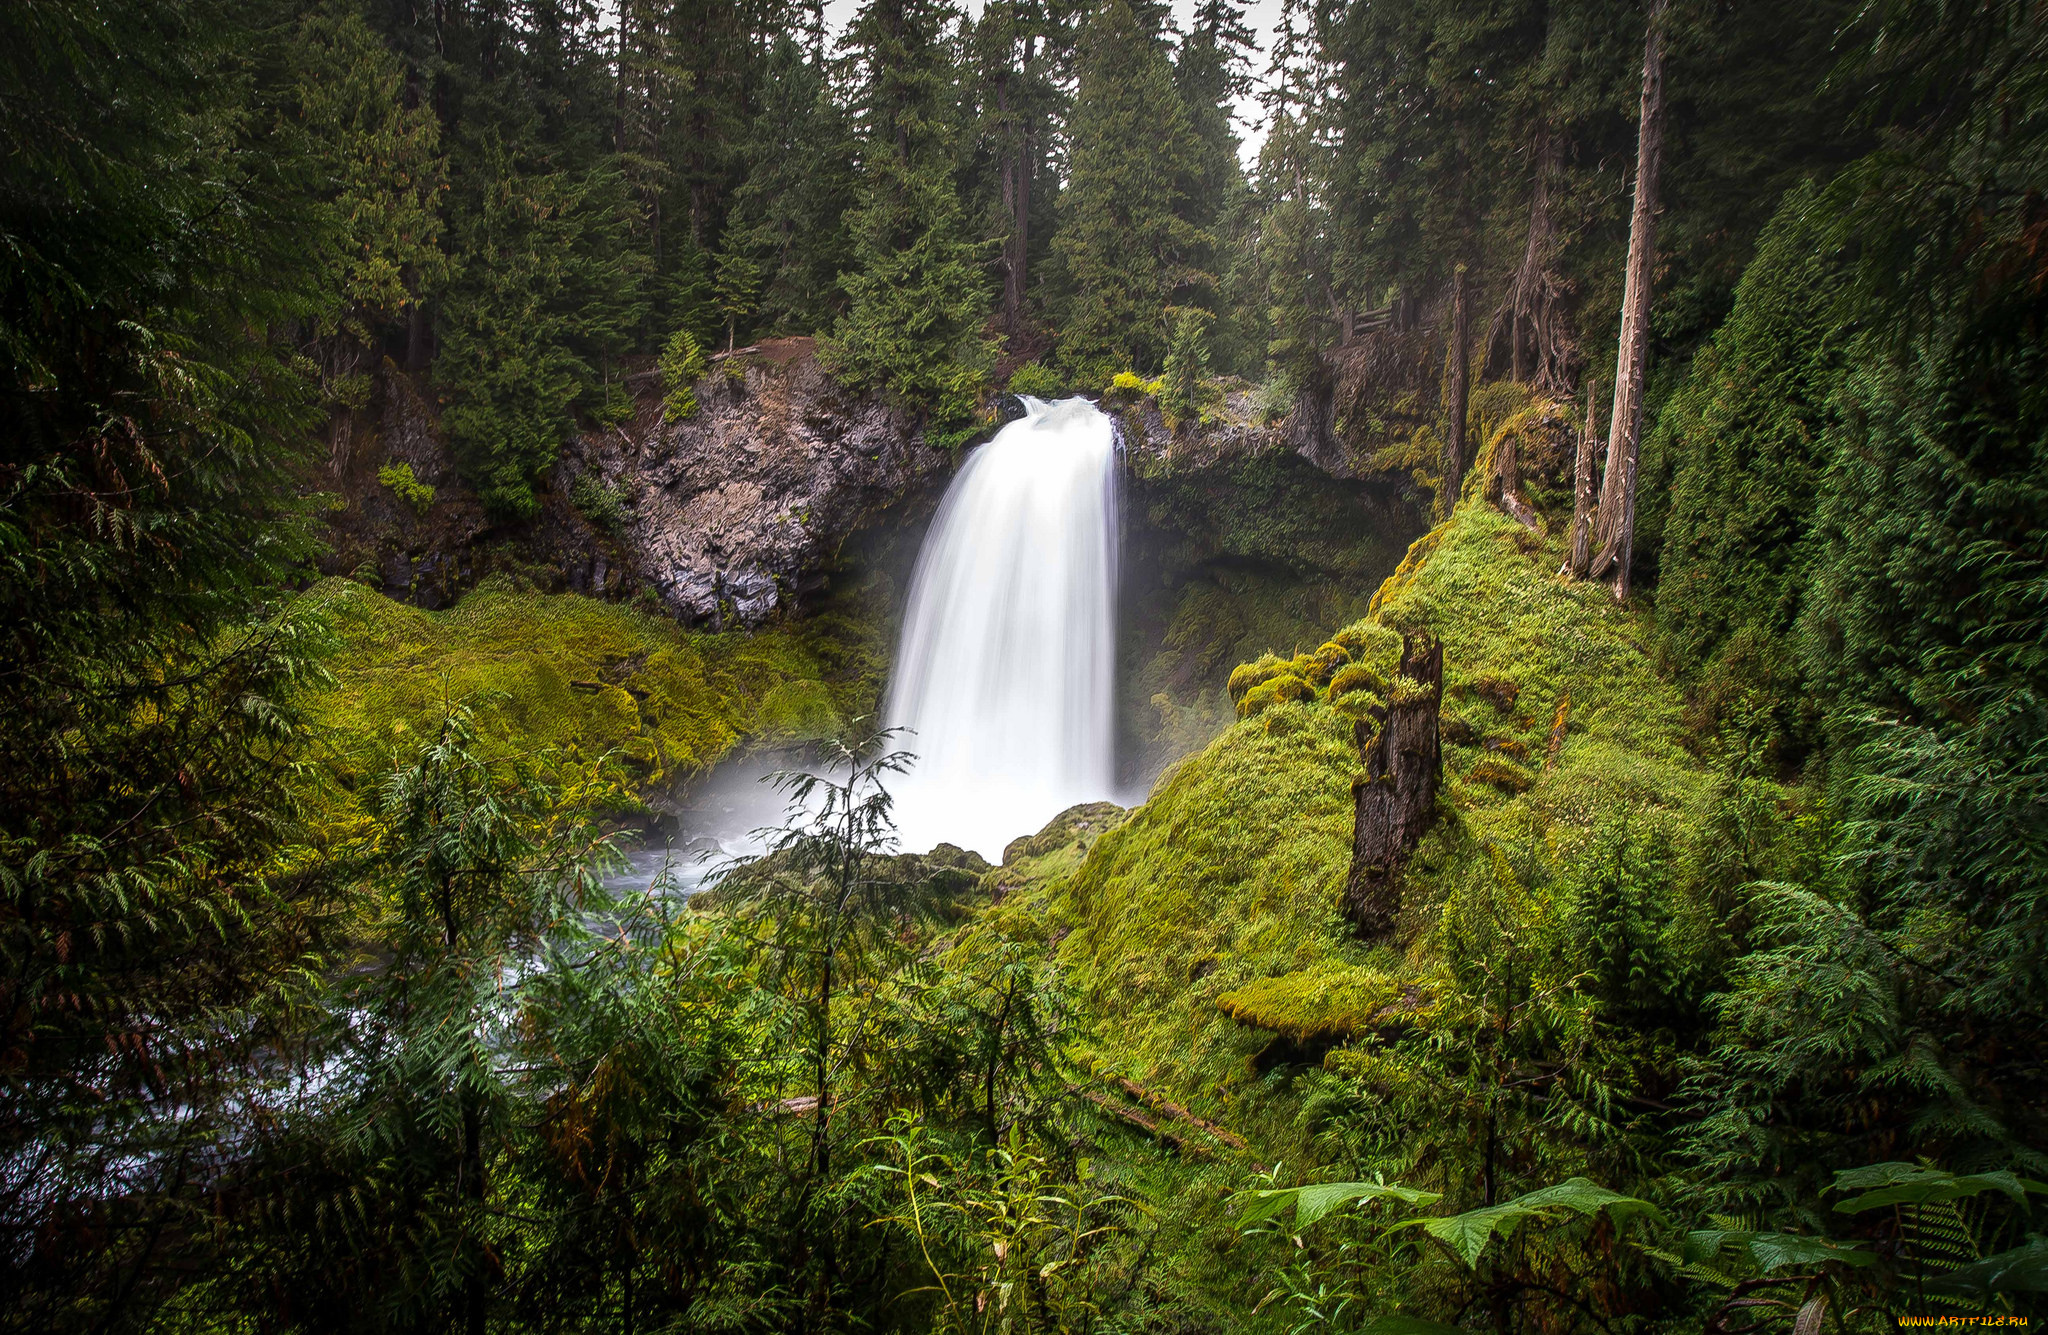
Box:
[304, 575, 879, 790]
[1024, 468, 1705, 1154]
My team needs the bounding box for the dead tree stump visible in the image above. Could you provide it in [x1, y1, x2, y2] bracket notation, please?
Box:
[1345, 633, 1445, 937]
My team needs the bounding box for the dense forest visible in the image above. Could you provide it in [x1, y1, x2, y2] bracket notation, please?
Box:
[3, 0, 2045, 1330]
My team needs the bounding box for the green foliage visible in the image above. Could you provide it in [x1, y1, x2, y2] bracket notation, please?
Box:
[725, 36, 856, 336]
[378, 459, 436, 513]
[1054, 0, 1210, 380]
[436, 135, 648, 519]
[568, 471, 629, 532]
[307, 577, 860, 788]
[1004, 360, 1068, 399]
[828, 0, 994, 423]
[287, 10, 448, 340]
[1159, 307, 1216, 428]
[1652, 185, 1848, 760]
[658, 326, 707, 421]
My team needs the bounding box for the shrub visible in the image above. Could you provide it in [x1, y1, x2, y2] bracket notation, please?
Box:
[569, 472, 629, 533]
[1106, 369, 1161, 399]
[1006, 360, 1068, 399]
[659, 327, 707, 422]
[377, 461, 435, 514]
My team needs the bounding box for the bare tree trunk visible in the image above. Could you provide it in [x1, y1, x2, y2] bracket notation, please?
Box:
[1567, 381, 1600, 575]
[1441, 265, 1470, 517]
[1485, 127, 1570, 389]
[1587, 0, 1669, 600]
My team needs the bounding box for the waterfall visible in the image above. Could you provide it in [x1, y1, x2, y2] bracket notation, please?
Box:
[884, 396, 1120, 859]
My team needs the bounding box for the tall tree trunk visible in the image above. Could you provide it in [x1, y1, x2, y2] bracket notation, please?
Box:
[1587, 0, 1669, 600]
[1568, 381, 1600, 575]
[1440, 265, 1471, 517]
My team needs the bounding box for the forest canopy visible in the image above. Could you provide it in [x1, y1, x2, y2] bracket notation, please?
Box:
[2, 0, 2045, 1331]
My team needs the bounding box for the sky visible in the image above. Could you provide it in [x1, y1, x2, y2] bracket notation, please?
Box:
[817, 0, 1292, 165]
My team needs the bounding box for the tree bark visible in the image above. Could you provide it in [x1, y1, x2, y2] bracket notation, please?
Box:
[1346, 634, 1444, 937]
[1567, 380, 1600, 575]
[1487, 127, 1569, 389]
[1587, 0, 1668, 600]
[1441, 265, 1470, 517]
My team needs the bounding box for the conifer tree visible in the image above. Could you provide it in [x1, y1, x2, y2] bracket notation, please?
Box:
[727, 35, 856, 335]
[1053, 0, 1207, 381]
[968, 0, 1069, 340]
[288, 9, 449, 420]
[437, 134, 649, 519]
[829, 0, 995, 421]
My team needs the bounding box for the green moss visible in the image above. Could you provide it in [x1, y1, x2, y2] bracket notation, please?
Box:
[305, 576, 863, 787]
[1238, 672, 1311, 718]
[1466, 755, 1536, 794]
[1216, 964, 1409, 1044]
[1325, 660, 1386, 703]
[1037, 482, 1708, 1146]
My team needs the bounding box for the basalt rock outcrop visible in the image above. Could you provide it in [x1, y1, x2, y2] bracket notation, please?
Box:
[319, 340, 954, 624]
[566, 339, 952, 626]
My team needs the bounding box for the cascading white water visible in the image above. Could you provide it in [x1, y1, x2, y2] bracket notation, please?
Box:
[884, 396, 1120, 859]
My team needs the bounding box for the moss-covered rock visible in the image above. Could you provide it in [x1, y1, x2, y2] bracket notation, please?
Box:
[1037, 487, 1709, 1149]
[1216, 964, 1411, 1045]
[307, 576, 873, 789]
[1238, 672, 1312, 718]
[1325, 660, 1387, 704]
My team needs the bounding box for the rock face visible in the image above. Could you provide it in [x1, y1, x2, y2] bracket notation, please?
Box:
[318, 341, 954, 624]
[568, 340, 953, 626]
[1346, 632, 1444, 937]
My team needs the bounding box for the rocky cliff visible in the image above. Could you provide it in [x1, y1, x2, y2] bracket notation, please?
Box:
[319, 339, 952, 625]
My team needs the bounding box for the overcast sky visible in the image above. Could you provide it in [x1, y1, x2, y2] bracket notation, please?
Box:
[817, 0, 1291, 165]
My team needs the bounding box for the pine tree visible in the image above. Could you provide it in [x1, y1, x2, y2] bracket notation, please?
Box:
[1053, 0, 1207, 381]
[968, 0, 1068, 341]
[829, 0, 995, 421]
[1158, 306, 1213, 427]
[437, 133, 649, 519]
[287, 8, 449, 413]
[727, 35, 856, 335]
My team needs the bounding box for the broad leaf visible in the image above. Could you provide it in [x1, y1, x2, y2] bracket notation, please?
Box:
[1682, 1229, 1755, 1267]
[1747, 1232, 1876, 1271]
[1232, 1180, 1442, 1230]
[1398, 1178, 1660, 1267]
[1295, 1181, 1442, 1228]
[1412, 1202, 1537, 1266]
[1511, 1177, 1663, 1225]
[1831, 1164, 2046, 1214]
[1926, 1237, 2048, 1295]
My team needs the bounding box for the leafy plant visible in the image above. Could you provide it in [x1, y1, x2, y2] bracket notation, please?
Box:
[378, 459, 436, 514]
[659, 326, 707, 422]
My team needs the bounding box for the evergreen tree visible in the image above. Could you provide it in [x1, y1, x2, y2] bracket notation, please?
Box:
[726, 35, 856, 336]
[287, 8, 450, 412]
[1053, 0, 1207, 381]
[1252, 0, 1334, 394]
[1174, 0, 1254, 298]
[436, 133, 648, 519]
[0, 1, 343, 1320]
[829, 0, 995, 421]
[1652, 185, 1848, 759]
[967, 0, 1071, 341]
